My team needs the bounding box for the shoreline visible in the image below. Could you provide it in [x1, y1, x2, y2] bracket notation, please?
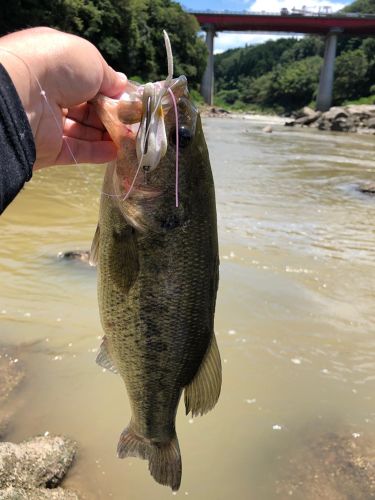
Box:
[0, 345, 79, 499]
[199, 104, 375, 134]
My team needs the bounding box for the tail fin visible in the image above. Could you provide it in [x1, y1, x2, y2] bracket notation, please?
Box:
[117, 422, 182, 491]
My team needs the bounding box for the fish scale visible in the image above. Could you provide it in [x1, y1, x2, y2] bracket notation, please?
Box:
[91, 77, 221, 491]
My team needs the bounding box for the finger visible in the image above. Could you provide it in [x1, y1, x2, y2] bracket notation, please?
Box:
[63, 118, 107, 142]
[66, 102, 105, 130]
[100, 65, 127, 98]
[55, 137, 118, 165]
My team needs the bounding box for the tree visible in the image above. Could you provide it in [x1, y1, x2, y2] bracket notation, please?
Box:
[333, 49, 369, 103]
[0, 0, 207, 88]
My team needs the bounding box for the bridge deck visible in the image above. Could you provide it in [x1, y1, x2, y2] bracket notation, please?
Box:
[192, 12, 375, 35]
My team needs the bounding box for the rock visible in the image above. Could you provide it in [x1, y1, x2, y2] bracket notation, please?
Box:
[295, 112, 321, 126]
[275, 430, 375, 499]
[262, 125, 273, 133]
[287, 104, 375, 134]
[0, 436, 76, 489]
[57, 251, 90, 263]
[346, 104, 375, 118]
[356, 182, 375, 195]
[0, 486, 79, 499]
[293, 106, 315, 119]
[323, 106, 349, 121]
[331, 116, 355, 132]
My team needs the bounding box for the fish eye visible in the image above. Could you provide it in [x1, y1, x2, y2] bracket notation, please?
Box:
[170, 125, 192, 148]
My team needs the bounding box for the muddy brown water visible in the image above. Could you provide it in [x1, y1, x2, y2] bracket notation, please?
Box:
[1, 116, 375, 499]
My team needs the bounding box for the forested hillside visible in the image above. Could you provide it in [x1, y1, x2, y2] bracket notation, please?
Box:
[0, 0, 207, 87]
[215, 0, 375, 113]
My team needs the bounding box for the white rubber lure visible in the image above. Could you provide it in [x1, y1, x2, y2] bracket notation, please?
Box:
[135, 31, 174, 172]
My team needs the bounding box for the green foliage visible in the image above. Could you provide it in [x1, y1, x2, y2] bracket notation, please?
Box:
[215, 38, 298, 90]
[0, 0, 207, 88]
[214, 0, 375, 113]
[343, 94, 375, 105]
[342, 0, 375, 14]
[189, 88, 204, 106]
[333, 49, 369, 103]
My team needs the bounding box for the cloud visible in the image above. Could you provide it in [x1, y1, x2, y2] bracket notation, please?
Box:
[210, 0, 348, 53]
[209, 0, 349, 54]
[248, 0, 347, 14]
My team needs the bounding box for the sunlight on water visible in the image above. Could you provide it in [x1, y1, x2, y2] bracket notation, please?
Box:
[1, 117, 375, 499]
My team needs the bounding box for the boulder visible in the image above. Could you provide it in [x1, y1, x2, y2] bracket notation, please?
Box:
[0, 486, 79, 499]
[295, 111, 321, 126]
[293, 106, 316, 119]
[0, 436, 76, 489]
[323, 106, 349, 121]
[356, 182, 375, 195]
[346, 104, 375, 118]
[331, 116, 356, 132]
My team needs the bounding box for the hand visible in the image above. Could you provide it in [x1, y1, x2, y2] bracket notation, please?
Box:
[0, 27, 127, 169]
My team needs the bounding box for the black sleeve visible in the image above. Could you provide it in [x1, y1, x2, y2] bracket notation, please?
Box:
[0, 63, 35, 214]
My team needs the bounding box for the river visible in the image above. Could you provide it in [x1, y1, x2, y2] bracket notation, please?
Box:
[1, 116, 375, 499]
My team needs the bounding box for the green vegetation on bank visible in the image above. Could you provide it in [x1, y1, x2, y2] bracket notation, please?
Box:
[1, 0, 374, 114]
[215, 0, 375, 113]
[0, 0, 207, 87]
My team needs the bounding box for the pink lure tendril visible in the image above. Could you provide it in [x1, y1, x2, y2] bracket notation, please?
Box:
[167, 87, 179, 208]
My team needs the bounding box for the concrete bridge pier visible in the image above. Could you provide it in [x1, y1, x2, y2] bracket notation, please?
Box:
[201, 24, 215, 105]
[316, 28, 342, 112]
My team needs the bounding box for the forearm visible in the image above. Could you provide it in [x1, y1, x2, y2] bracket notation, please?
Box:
[0, 36, 44, 140]
[0, 63, 35, 213]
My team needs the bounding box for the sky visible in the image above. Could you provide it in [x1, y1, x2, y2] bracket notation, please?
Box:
[177, 0, 353, 52]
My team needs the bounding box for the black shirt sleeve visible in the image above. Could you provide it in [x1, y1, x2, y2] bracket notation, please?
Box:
[0, 63, 35, 214]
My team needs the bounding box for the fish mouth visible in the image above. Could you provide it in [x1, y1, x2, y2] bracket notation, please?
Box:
[123, 177, 163, 198]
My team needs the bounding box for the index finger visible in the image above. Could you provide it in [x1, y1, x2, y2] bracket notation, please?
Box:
[65, 102, 106, 130]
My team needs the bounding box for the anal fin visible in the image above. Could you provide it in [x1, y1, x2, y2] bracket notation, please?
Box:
[184, 333, 222, 417]
[96, 336, 118, 374]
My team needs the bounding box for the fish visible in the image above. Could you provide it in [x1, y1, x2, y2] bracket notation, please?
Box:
[90, 71, 221, 491]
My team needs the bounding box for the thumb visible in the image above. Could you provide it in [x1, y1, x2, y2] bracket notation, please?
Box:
[100, 63, 127, 98]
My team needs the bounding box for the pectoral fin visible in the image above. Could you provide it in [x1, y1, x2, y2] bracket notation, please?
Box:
[184, 333, 222, 417]
[89, 224, 100, 266]
[96, 336, 118, 374]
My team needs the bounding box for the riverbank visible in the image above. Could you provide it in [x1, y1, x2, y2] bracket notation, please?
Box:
[200, 104, 375, 135]
[285, 105, 375, 134]
[0, 346, 79, 499]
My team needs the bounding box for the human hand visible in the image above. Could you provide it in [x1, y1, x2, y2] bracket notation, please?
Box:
[0, 27, 127, 169]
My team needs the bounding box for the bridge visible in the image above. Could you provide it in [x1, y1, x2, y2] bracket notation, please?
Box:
[191, 11, 375, 111]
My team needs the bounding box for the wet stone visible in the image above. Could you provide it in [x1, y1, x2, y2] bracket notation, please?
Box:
[0, 435, 77, 490]
[57, 251, 90, 263]
[356, 182, 375, 195]
[0, 486, 79, 499]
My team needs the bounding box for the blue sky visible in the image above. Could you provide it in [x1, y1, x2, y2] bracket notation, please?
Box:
[177, 0, 353, 52]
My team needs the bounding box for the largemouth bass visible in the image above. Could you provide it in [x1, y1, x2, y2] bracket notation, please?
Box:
[91, 73, 221, 491]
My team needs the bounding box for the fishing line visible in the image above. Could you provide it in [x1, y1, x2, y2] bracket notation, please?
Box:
[167, 87, 179, 208]
[0, 37, 180, 207]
